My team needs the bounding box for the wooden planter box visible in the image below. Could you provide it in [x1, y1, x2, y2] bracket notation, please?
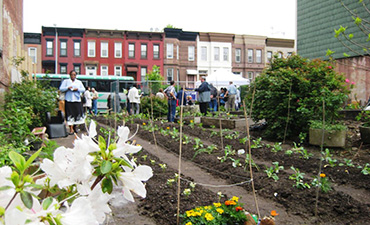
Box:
[338, 109, 362, 120]
[360, 126, 370, 143]
[309, 128, 347, 148]
[201, 117, 254, 129]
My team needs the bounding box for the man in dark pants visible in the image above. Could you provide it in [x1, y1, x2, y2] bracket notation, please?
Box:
[195, 76, 211, 115]
[164, 80, 177, 122]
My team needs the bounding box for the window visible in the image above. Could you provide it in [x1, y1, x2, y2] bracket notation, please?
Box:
[46, 41, 53, 56]
[248, 49, 253, 63]
[235, 48, 241, 63]
[60, 41, 67, 56]
[167, 68, 173, 83]
[214, 47, 220, 61]
[201, 47, 207, 61]
[60, 65, 67, 74]
[88, 41, 95, 57]
[141, 67, 147, 82]
[74, 41, 81, 57]
[128, 43, 135, 58]
[248, 71, 254, 80]
[256, 50, 262, 63]
[101, 65, 108, 76]
[223, 47, 229, 61]
[74, 64, 80, 74]
[101, 42, 108, 58]
[188, 46, 195, 61]
[141, 44, 147, 59]
[287, 52, 292, 56]
[115, 66, 122, 76]
[153, 44, 160, 59]
[267, 51, 272, 61]
[114, 42, 122, 58]
[166, 43, 173, 59]
[28, 47, 37, 63]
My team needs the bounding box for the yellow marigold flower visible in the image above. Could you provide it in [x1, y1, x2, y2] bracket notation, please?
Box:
[320, 173, 326, 178]
[204, 206, 211, 210]
[213, 203, 221, 207]
[216, 208, 224, 214]
[190, 120, 194, 123]
[231, 196, 239, 202]
[186, 222, 192, 225]
[186, 210, 194, 217]
[205, 213, 214, 221]
[142, 122, 146, 125]
[166, 127, 170, 130]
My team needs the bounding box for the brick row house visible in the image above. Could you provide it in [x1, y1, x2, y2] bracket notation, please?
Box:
[24, 26, 295, 90]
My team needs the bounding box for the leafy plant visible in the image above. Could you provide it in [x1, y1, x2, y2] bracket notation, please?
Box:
[356, 110, 370, 127]
[251, 137, 263, 149]
[309, 120, 347, 131]
[270, 142, 283, 153]
[289, 166, 311, 189]
[264, 162, 284, 181]
[140, 96, 168, 118]
[361, 163, 370, 175]
[311, 173, 332, 193]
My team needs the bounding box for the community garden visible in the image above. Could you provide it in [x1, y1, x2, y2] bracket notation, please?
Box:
[0, 55, 369, 224]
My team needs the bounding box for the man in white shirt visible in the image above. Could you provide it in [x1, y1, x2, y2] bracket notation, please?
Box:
[128, 84, 141, 114]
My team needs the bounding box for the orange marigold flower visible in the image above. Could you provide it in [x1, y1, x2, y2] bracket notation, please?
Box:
[166, 127, 170, 130]
[225, 200, 237, 206]
[271, 210, 279, 217]
[320, 173, 326, 178]
[235, 206, 243, 212]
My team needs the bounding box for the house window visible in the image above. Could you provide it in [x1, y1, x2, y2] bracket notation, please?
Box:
[166, 43, 173, 59]
[101, 65, 108, 76]
[235, 48, 241, 63]
[153, 44, 160, 59]
[60, 40, 67, 56]
[115, 66, 122, 76]
[248, 49, 253, 63]
[60, 65, 67, 74]
[28, 47, 37, 63]
[188, 46, 195, 61]
[214, 47, 220, 61]
[88, 41, 95, 57]
[114, 42, 122, 58]
[167, 68, 174, 83]
[267, 51, 272, 61]
[128, 43, 135, 58]
[46, 41, 53, 56]
[141, 44, 147, 59]
[201, 46, 207, 61]
[74, 41, 81, 57]
[248, 71, 254, 80]
[256, 50, 262, 63]
[223, 47, 229, 61]
[74, 64, 80, 74]
[101, 42, 108, 58]
[141, 67, 147, 82]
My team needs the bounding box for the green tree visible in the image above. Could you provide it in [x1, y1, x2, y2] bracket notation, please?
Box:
[246, 54, 350, 140]
[145, 65, 164, 94]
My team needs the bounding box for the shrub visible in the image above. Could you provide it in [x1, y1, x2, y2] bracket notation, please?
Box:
[245, 55, 350, 139]
[140, 96, 168, 118]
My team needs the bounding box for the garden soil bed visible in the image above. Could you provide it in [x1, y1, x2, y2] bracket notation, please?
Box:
[95, 116, 370, 225]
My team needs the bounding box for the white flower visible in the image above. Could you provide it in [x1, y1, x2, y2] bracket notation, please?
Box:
[0, 166, 15, 208]
[112, 126, 142, 158]
[87, 185, 112, 223]
[237, 149, 245, 155]
[40, 146, 93, 193]
[60, 198, 99, 225]
[4, 207, 28, 225]
[118, 165, 153, 202]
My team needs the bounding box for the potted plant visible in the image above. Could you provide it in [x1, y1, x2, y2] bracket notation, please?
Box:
[308, 120, 347, 148]
[356, 110, 370, 143]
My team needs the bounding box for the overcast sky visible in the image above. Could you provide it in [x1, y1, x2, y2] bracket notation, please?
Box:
[23, 0, 296, 39]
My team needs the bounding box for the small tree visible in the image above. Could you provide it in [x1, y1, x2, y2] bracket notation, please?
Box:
[145, 65, 164, 94]
[246, 54, 351, 140]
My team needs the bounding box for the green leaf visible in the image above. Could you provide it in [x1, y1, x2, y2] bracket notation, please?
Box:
[101, 160, 112, 174]
[9, 151, 26, 173]
[20, 191, 33, 209]
[42, 197, 54, 210]
[326, 49, 335, 56]
[354, 17, 362, 25]
[101, 177, 113, 194]
[25, 148, 42, 169]
[10, 171, 20, 186]
[348, 33, 354, 39]
[98, 136, 107, 151]
[115, 157, 134, 169]
[0, 186, 13, 191]
[0, 206, 4, 216]
[343, 53, 350, 57]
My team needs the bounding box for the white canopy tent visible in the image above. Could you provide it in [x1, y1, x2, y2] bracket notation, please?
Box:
[195, 69, 250, 89]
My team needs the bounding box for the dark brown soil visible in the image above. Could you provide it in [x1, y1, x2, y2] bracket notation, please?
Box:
[96, 116, 370, 225]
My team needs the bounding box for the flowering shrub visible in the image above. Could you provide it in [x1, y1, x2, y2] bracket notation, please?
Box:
[181, 196, 251, 225]
[246, 54, 350, 139]
[0, 121, 153, 224]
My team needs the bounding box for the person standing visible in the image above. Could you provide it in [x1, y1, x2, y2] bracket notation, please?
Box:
[176, 87, 187, 106]
[83, 86, 93, 115]
[156, 88, 165, 99]
[164, 80, 177, 122]
[91, 88, 99, 115]
[209, 83, 218, 112]
[59, 70, 85, 134]
[225, 81, 237, 111]
[195, 76, 211, 115]
[128, 84, 141, 114]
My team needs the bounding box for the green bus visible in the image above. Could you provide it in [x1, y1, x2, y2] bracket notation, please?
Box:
[35, 74, 135, 111]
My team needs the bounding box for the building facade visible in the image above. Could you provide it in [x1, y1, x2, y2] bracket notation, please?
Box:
[297, 0, 370, 103]
[24, 33, 42, 73]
